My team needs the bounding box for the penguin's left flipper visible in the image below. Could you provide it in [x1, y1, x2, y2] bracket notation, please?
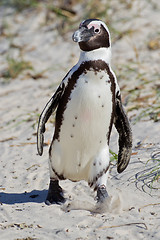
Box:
[114, 92, 132, 173]
[37, 83, 65, 156]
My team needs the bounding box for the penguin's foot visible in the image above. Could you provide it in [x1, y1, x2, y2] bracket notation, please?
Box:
[45, 180, 66, 205]
[96, 185, 108, 203]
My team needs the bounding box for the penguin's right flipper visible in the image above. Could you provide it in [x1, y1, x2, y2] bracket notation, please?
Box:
[37, 83, 65, 156]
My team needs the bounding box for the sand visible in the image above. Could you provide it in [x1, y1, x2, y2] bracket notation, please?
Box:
[0, 1, 160, 239]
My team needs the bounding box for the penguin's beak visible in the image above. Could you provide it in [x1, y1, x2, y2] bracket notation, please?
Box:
[72, 27, 94, 43]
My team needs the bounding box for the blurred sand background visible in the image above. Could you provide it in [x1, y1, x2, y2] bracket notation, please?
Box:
[0, 0, 160, 239]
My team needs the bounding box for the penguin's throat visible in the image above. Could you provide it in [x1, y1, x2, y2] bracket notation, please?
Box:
[79, 47, 111, 65]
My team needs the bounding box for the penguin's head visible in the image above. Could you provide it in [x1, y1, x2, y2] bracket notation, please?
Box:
[72, 19, 111, 52]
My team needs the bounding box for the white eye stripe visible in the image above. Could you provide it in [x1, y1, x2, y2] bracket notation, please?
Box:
[88, 23, 101, 30]
[87, 21, 110, 34]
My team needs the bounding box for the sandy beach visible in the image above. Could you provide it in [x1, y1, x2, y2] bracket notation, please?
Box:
[0, 1, 160, 239]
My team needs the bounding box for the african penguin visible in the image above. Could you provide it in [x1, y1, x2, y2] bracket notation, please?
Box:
[37, 19, 132, 205]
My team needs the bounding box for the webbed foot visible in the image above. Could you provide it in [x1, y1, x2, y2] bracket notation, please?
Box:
[45, 180, 66, 205]
[96, 185, 108, 203]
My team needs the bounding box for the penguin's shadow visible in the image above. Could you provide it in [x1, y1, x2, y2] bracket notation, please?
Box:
[0, 190, 47, 205]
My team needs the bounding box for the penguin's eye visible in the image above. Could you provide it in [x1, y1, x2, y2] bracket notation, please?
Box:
[94, 28, 100, 33]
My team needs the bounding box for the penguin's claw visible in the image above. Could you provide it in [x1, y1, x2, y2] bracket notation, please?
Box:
[45, 180, 66, 205]
[96, 185, 108, 203]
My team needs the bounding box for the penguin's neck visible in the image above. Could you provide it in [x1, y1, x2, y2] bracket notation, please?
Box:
[78, 47, 112, 66]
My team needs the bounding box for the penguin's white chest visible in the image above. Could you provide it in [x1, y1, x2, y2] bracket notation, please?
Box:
[50, 70, 113, 181]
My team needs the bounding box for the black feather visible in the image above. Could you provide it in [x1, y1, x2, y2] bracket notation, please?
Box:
[114, 93, 132, 173]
